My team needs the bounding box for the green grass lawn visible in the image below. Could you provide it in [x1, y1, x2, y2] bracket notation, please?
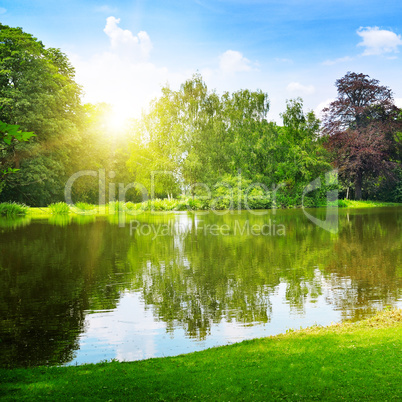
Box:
[23, 199, 402, 217]
[1, 309, 401, 401]
[336, 199, 401, 208]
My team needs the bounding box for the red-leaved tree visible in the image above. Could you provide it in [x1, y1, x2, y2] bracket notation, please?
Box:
[322, 72, 402, 200]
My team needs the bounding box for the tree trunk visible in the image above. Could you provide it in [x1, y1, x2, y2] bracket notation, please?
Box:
[14, 153, 21, 169]
[355, 170, 362, 200]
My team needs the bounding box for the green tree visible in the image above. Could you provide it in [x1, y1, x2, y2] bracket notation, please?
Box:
[267, 98, 331, 206]
[127, 76, 333, 207]
[0, 23, 83, 205]
[220, 88, 270, 181]
[322, 72, 402, 200]
[128, 86, 183, 199]
[0, 120, 35, 194]
[127, 75, 273, 197]
[278, 98, 330, 184]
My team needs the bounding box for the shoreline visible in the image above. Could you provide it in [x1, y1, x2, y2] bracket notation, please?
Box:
[23, 199, 402, 217]
[1, 309, 401, 400]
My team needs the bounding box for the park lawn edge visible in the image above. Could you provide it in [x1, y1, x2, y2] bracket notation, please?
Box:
[1, 309, 401, 401]
[24, 199, 402, 216]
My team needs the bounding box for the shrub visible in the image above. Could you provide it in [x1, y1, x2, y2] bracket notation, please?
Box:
[75, 202, 96, 211]
[48, 202, 70, 214]
[336, 199, 349, 207]
[0, 202, 28, 217]
[108, 201, 125, 214]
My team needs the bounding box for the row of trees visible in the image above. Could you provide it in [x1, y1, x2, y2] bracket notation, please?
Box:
[0, 23, 401, 205]
[128, 75, 330, 205]
[119, 72, 402, 203]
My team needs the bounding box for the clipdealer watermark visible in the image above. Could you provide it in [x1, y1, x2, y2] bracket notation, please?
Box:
[64, 169, 339, 234]
[129, 219, 286, 240]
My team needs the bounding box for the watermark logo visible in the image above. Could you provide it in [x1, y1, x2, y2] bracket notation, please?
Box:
[302, 169, 338, 234]
[129, 219, 286, 239]
[64, 169, 338, 234]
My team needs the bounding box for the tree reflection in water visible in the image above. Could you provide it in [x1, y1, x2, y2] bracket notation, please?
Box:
[0, 207, 400, 367]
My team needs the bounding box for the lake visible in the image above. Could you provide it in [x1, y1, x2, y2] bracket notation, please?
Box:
[0, 207, 401, 367]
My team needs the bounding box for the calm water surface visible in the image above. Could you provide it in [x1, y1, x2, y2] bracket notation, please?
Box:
[0, 207, 401, 367]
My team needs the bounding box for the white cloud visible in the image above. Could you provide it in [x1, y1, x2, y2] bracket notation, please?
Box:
[219, 50, 252, 74]
[72, 52, 170, 118]
[322, 56, 353, 66]
[314, 98, 335, 119]
[95, 5, 118, 14]
[394, 98, 402, 108]
[286, 82, 315, 95]
[275, 58, 293, 64]
[70, 17, 185, 122]
[199, 67, 214, 82]
[104, 16, 152, 61]
[357, 26, 402, 56]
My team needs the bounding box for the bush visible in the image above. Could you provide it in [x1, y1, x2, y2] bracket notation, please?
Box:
[48, 202, 70, 214]
[336, 199, 349, 207]
[108, 201, 126, 214]
[0, 202, 28, 217]
[125, 201, 144, 212]
[75, 202, 96, 211]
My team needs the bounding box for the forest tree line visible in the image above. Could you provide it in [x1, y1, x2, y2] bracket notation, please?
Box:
[1, 23, 401, 207]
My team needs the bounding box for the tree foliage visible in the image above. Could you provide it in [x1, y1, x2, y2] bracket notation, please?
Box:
[0, 23, 82, 137]
[323, 72, 402, 200]
[0, 120, 35, 193]
[0, 23, 83, 205]
[1, 21, 400, 206]
[127, 76, 330, 205]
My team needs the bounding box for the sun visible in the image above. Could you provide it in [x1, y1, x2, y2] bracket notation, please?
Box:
[104, 108, 132, 138]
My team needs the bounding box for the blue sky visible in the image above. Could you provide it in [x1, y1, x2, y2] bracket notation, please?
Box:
[1, 0, 402, 123]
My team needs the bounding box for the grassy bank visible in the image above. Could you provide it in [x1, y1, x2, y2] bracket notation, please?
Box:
[20, 199, 402, 216]
[1, 309, 401, 401]
[335, 199, 401, 208]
